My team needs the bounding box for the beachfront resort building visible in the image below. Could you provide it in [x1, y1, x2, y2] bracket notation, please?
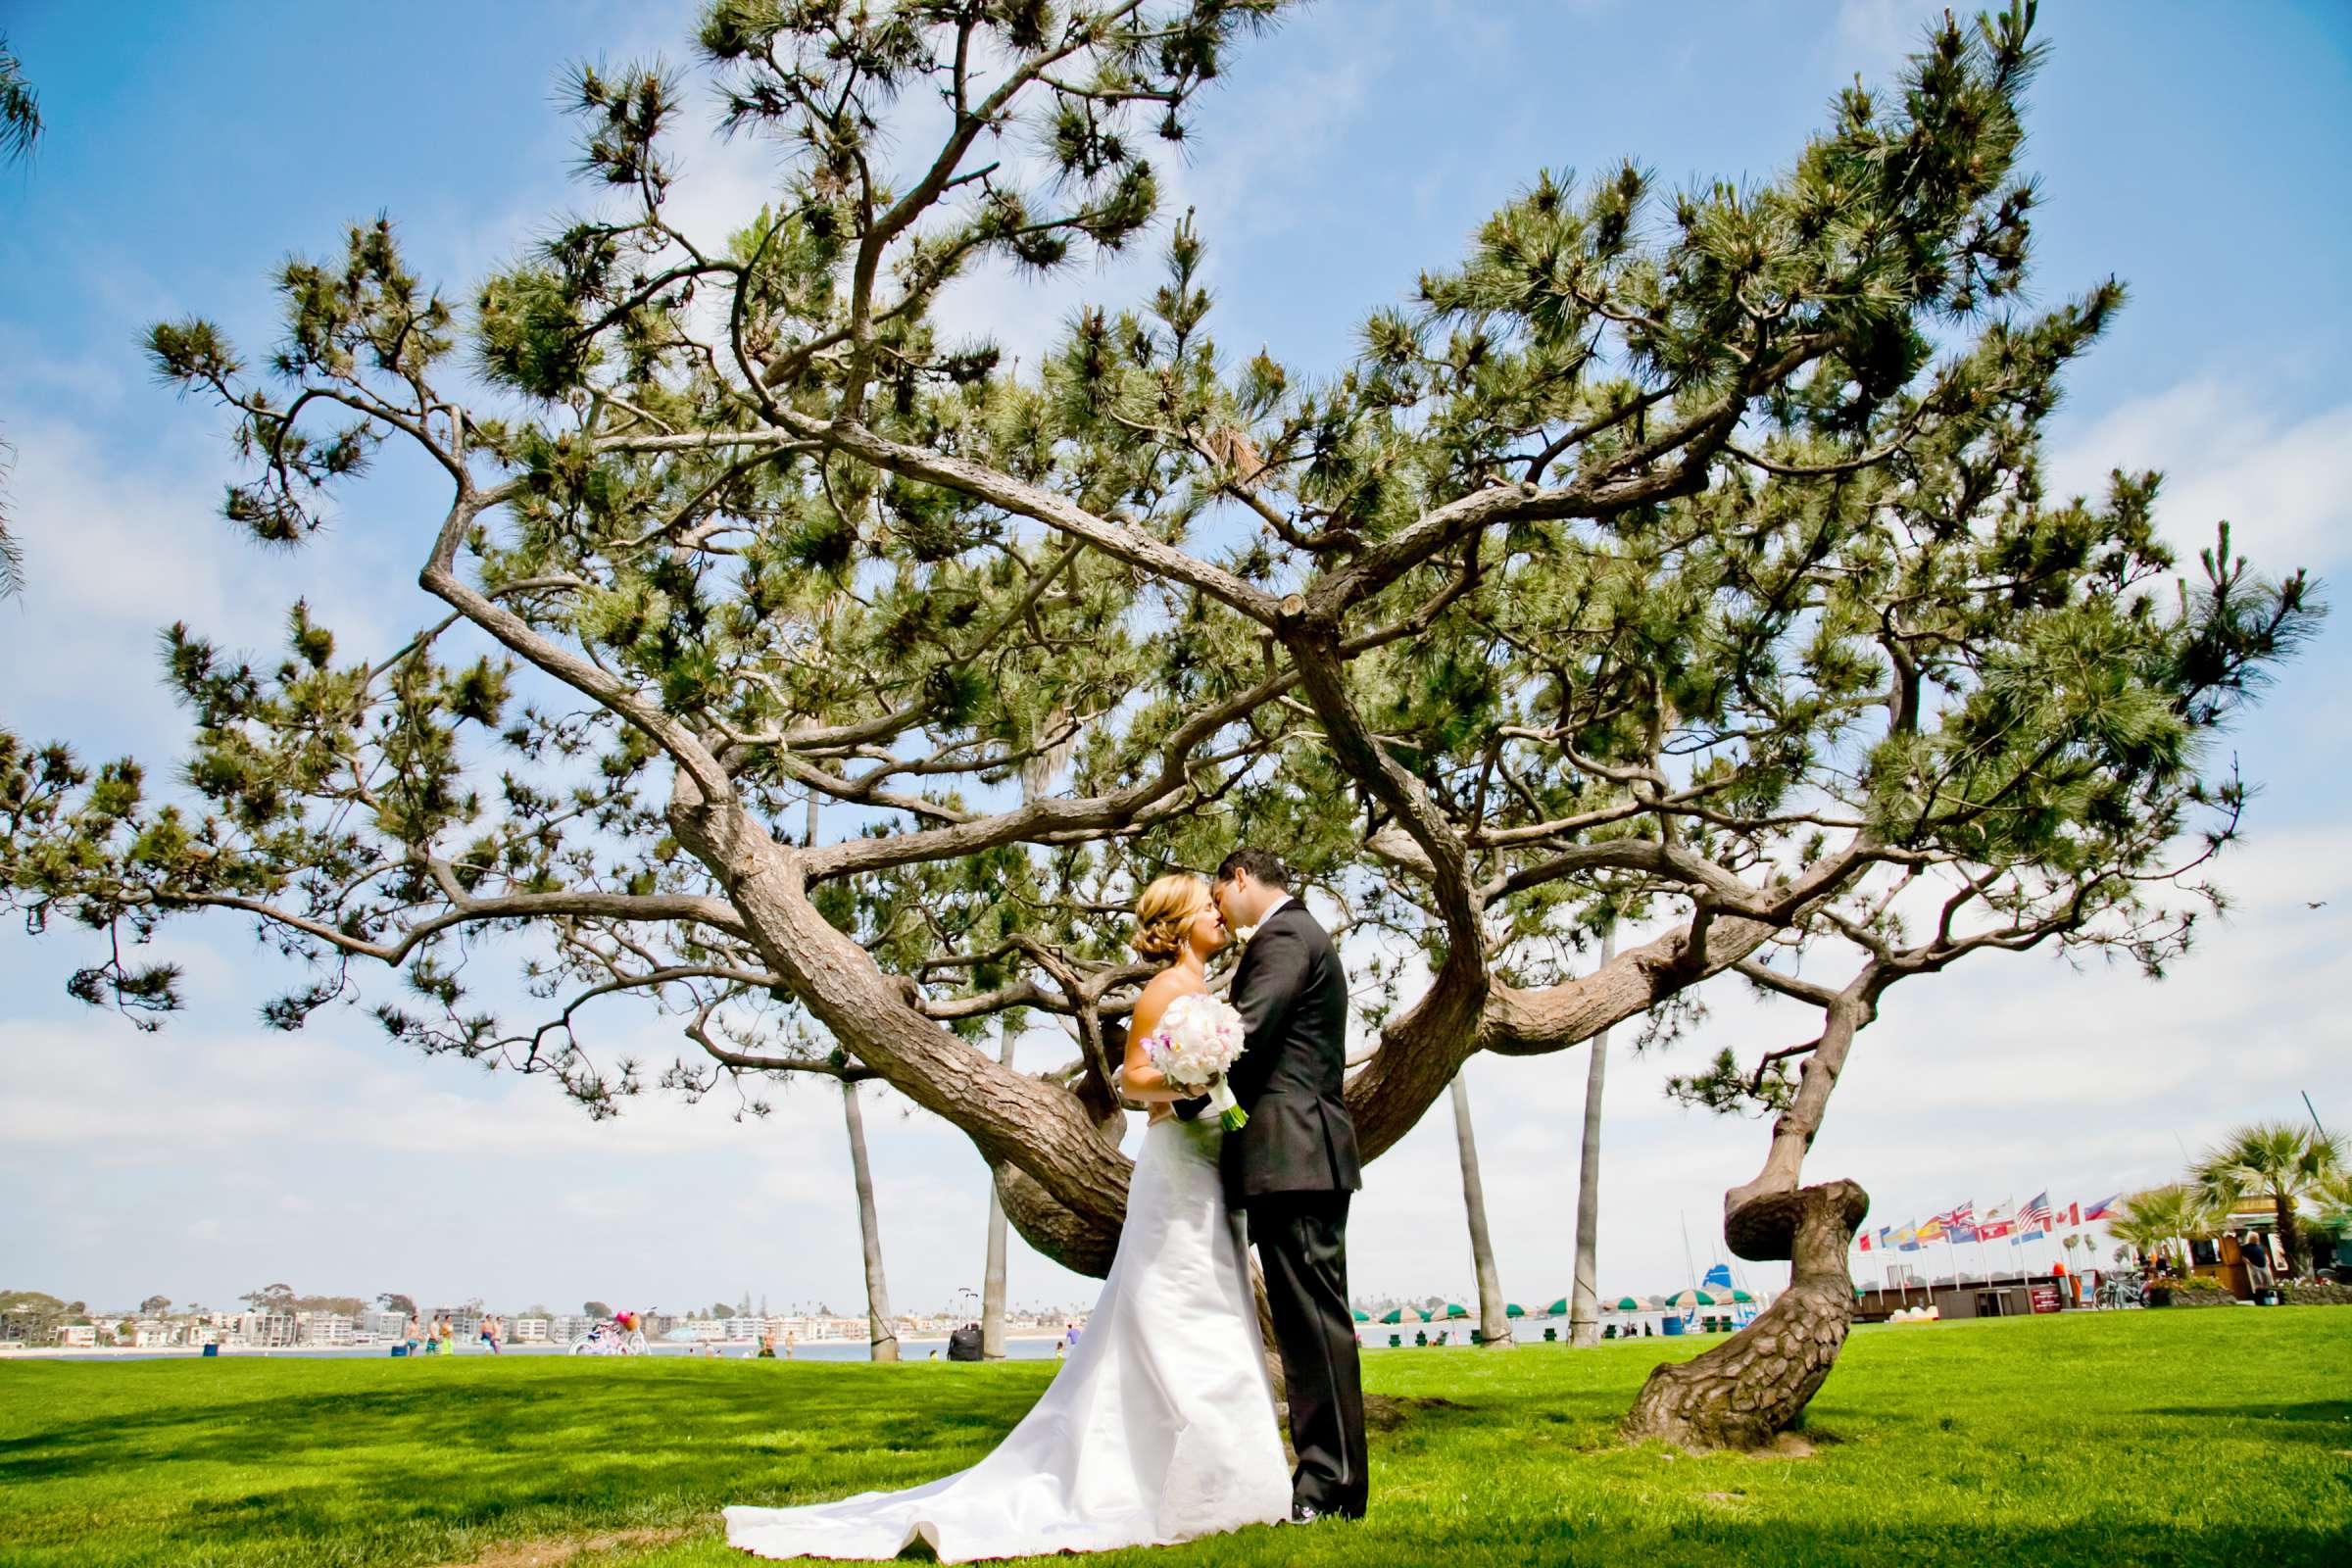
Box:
[296, 1312, 356, 1347]
[232, 1312, 299, 1348]
[510, 1317, 549, 1343]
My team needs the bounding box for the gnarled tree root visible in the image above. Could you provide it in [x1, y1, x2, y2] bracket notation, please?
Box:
[1621, 1178, 1868, 1451]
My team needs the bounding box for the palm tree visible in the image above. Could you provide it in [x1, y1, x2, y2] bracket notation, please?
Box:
[1567, 920, 1617, 1348]
[1448, 1070, 1510, 1348]
[2107, 1184, 2221, 1269]
[2193, 1123, 2346, 1278]
[840, 1079, 900, 1361]
[979, 1019, 1016, 1358]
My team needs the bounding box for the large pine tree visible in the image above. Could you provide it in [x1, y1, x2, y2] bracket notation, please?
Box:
[0, 2, 2319, 1442]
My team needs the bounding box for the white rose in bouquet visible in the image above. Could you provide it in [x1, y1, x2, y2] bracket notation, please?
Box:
[1141, 992, 1250, 1130]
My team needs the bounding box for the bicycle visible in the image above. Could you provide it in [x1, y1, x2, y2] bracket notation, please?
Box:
[568, 1315, 650, 1355]
[2096, 1272, 2145, 1310]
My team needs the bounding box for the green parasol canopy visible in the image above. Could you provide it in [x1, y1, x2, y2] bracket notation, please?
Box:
[1665, 1288, 1718, 1308]
[1378, 1309, 1404, 1324]
[1445, 1303, 1470, 1319]
[1546, 1298, 1570, 1316]
[1504, 1303, 1527, 1318]
[1727, 1289, 1756, 1303]
[1612, 1296, 1644, 1312]
[1351, 1309, 1371, 1321]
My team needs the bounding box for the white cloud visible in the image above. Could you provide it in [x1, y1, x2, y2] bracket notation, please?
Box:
[1829, 0, 1950, 78]
[2046, 379, 2352, 571]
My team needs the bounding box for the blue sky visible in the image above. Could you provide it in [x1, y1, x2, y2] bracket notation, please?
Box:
[3, 1, 2347, 1321]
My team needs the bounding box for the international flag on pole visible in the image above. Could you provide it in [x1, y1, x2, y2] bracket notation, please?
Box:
[2066, 1201, 2081, 1228]
[1947, 1201, 1979, 1244]
[2081, 1193, 2122, 1222]
[1916, 1214, 1948, 1245]
[1977, 1199, 2016, 1241]
[1894, 1222, 1920, 1251]
[1859, 1229, 1873, 1252]
[2014, 1190, 2053, 1242]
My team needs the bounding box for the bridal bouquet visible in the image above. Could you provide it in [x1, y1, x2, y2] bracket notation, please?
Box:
[1141, 993, 1249, 1130]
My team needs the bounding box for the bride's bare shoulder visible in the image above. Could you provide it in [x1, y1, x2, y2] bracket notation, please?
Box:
[1140, 967, 1206, 1004]
[1131, 967, 1203, 1036]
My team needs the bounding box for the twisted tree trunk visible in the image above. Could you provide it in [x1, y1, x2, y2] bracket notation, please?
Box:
[1622, 1179, 1868, 1448]
[1624, 983, 1881, 1448]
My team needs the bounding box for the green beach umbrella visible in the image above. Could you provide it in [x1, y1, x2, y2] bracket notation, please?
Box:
[1379, 1309, 1403, 1325]
[1612, 1296, 1644, 1312]
[1417, 1308, 1434, 1322]
[1352, 1309, 1371, 1322]
[1445, 1303, 1470, 1320]
[1727, 1289, 1756, 1303]
[1545, 1298, 1570, 1316]
[1504, 1303, 1526, 1318]
[1665, 1289, 1717, 1309]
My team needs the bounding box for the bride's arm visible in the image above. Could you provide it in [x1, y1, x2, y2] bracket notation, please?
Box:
[1117, 978, 1188, 1103]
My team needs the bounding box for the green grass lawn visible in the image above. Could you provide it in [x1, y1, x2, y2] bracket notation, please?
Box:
[2, 1310, 2346, 1568]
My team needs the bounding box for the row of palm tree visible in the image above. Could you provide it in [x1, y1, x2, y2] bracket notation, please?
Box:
[2108, 1122, 2348, 1277]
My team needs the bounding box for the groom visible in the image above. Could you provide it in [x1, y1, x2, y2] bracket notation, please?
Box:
[1179, 847, 1367, 1524]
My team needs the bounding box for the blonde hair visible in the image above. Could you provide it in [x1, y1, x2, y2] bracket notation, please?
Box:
[1131, 874, 1209, 961]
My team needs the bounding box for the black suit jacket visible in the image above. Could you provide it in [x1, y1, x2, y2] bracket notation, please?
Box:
[1182, 900, 1362, 1207]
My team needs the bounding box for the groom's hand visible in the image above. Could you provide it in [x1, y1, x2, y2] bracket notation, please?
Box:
[1172, 1094, 1209, 1121]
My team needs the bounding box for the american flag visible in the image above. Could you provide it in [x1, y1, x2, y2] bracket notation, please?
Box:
[2020, 1190, 2055, 1230]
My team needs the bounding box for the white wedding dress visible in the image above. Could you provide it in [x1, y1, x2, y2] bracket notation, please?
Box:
[724, 1110, 1292, 1562]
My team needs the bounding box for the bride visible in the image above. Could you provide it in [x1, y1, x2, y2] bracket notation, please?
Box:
[724, 873, 1293, 1561]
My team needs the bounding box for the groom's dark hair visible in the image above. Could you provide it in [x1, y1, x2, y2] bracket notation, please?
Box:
[1214, 847, 1290, 892]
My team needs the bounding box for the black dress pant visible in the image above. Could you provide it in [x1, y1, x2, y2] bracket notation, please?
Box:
[1246, 1190, 1367, 1517]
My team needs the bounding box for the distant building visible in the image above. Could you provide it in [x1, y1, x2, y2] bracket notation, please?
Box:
[549, 1314, 595, 1345]
[56, 1324, 96, 1348]
[1855, 1273, 2065, 1322]
[510, 1317, 549, 1344]
[430, 1306, 483, 1339]
[235, 1312, 299, 1347]
[297, 1312, 356, 1347]
[360, 1310, 410, 1342]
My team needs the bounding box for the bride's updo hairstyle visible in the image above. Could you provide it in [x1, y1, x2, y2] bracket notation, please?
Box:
[1131, 874, 1209, 961]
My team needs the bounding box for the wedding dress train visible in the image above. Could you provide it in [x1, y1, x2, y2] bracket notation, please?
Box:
[724, 1113, 1292, 1561]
